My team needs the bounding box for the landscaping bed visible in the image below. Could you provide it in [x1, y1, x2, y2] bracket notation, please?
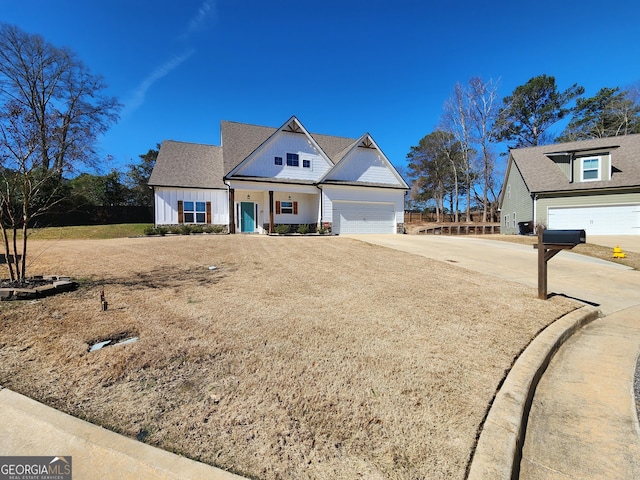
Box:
[0, 235, 577, 479]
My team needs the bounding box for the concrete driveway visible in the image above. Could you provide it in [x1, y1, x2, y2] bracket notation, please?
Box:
[345, 234, 640, 315]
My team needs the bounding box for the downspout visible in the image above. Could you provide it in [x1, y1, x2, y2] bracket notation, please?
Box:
[533, 193, 538, 229]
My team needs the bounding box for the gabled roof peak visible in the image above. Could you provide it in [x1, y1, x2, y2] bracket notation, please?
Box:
[282, 116, 304, 134]
[358, 134, 375, 149]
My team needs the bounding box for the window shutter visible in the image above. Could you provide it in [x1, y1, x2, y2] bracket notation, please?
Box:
[177, 200, 184, 224]
[293, 201, 298, 215]
[276, 201, 281, 214]
[206, 202, 212, 224]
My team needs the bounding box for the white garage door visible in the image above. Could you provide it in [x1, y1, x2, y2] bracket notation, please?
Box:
[333, 202, 395, 234]
[548, 205, 640, 235]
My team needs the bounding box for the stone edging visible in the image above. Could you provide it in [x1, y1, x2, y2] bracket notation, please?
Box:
[0, 276, 78, 301]
[466, 305, 601, 479]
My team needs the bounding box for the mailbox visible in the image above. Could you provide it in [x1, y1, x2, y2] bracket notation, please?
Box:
[542, 229, 586, 245]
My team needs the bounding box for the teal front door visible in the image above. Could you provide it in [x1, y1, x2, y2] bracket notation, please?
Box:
[241, 202, 255, 232]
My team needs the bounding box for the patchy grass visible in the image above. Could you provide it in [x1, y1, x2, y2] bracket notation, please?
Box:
[19, 224, 153, 240]
[0, 235, 577, 479]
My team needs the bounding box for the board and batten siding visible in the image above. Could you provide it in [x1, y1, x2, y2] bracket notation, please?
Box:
[154, 187, 228, 225]
[501, 161, 534, 234]
[233, 131, 332, 181]
[535, 191, 640, 226]
[321, 185, 404, 225]
[324, 148, 402, 185]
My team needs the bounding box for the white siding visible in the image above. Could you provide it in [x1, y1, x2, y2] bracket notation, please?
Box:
[234, 131, 332, 181]
[324, 148, 403, 185]
[154, 187, 228, 225]
[322, 185, 405, 226]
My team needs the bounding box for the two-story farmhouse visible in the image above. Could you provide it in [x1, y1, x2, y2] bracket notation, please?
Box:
[499, 134, 640, 235]
[148, 116, 408, 234]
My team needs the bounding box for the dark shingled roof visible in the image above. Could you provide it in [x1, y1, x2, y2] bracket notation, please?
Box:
[511, 133, 640, 193]
[150, 119, 398, 190]
[148, 140, 225, 189]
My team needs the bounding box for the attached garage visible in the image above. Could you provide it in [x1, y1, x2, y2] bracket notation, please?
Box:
[332, 202, 396, 234]
[548, 205, 640, 235]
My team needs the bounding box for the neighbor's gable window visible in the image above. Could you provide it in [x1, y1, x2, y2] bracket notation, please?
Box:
[178, 200, 209, 224]
[303, 159, 311, 168]
[286, 153, 299, 167]
[580, 157, 600, 181]
[274, 156, 283, 165]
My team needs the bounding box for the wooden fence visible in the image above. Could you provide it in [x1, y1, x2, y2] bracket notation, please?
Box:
[416, 223, 501, 235]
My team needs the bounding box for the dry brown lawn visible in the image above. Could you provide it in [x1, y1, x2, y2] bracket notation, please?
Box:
[0, 235, 577, 479]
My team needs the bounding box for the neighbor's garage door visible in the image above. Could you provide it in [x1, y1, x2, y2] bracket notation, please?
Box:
[333, 202, 395, 234]
[548, 205, 640, 235]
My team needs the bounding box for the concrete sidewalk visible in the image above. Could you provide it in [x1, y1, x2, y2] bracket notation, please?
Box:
[0, 387, 244, 480]
[520, 306, 640, 479]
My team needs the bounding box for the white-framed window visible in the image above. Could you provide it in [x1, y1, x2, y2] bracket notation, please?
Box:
[275, 200, 298, 215]
[580, 157, 600, 181]
[303, 159, 311, 168]
[504, 214, 510, 228]
[286, 153, 299, 167]
[507, 184, 511, 199]
[281, 201, 293, 214]
[274, 156, 283, 165]
[513, 212, 516, 226]
[184, 201, 206, 223]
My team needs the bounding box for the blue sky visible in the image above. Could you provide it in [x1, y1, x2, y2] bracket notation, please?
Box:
[3, 0, 640, 176]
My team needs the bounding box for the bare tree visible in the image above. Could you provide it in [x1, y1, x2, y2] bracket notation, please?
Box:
[441, 83, 474, 222]
[468, 77, 500, 222]
[0, 24, 120, 282]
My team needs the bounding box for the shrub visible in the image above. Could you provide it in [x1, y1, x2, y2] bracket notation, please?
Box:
[274, 224, 290, 235]
[204, 225, 224, 234]
[178, 224, 192, 235]
[297, 224, 310, 234]
[190, 225, 204, 234]
[144, 226, 156, 236]
[156, 226, 168, 236]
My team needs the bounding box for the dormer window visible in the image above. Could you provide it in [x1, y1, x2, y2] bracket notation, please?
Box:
[580, 157, 600, 181]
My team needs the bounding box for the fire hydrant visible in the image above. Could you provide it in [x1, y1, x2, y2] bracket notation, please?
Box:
[612, 245, 626, 258]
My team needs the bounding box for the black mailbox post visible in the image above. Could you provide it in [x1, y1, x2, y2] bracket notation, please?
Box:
[536, 227, 586, 299]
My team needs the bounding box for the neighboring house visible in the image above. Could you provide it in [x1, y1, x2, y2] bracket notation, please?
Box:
[148, 116, 409, 234]
[499, 134, 640, 235]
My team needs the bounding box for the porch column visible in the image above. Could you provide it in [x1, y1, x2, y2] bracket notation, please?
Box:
[269, 190, 274, 234]
[229, 188, 235, 234]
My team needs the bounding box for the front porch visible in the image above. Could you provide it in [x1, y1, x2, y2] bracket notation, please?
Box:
[228, 182, 324, 234]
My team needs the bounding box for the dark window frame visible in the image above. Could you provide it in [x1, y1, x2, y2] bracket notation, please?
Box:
[286, 153, 299, 167]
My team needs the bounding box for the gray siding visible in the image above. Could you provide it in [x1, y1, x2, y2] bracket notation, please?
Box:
[501, 161, 534, 234]
[536, 190, 640, 225]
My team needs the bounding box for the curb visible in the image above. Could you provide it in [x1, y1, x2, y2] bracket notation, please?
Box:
[0, 389, 246, 479]
[466, 305, 601, 479]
